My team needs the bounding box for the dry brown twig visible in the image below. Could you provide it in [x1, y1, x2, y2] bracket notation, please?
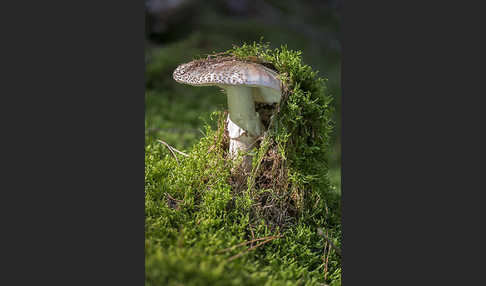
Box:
[157, 139, 189, 164]
[165, 192, 183, 203]
[217, 235, 282, 254]
[226, 235, 283, 262]
[317, 228, 342, 258]
[323, 232, 330, 280]
[165, 193, 183, 210]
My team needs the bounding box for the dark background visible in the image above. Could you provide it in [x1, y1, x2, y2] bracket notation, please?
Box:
[2, 0, 485, 285]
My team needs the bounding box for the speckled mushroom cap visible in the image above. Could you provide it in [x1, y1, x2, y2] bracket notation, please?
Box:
[173, 58, 282, 103]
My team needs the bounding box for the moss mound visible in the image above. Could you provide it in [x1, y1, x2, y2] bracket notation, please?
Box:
[145, 42, 341, 286]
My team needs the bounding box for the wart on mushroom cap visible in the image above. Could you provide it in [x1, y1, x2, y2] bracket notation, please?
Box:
[173, 57, 283, 168]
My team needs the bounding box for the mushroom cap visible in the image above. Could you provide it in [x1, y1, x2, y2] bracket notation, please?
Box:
[173, 58, 282, 103]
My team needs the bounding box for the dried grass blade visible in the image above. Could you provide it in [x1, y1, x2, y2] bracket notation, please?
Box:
[217, 235, 282, 254]
[156, 139, 189, 165]
[226, 235, 283, 262]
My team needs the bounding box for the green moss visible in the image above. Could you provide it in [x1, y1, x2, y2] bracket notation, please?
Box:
[146, 43, 341, 286]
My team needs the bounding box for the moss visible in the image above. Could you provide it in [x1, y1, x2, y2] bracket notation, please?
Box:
[146, 42, 341, 286]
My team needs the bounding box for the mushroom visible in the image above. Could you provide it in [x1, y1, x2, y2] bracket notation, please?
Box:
[173, 58, 282, 170]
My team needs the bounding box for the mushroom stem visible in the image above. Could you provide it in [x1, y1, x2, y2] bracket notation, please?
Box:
[223, 86, 263, 170]
[225, 86, 262, 137]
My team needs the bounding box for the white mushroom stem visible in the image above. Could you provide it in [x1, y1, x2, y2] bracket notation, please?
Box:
[223, 85, 263, 170]
[225, 86, 262, 138]
[227, 115, 254, 158]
